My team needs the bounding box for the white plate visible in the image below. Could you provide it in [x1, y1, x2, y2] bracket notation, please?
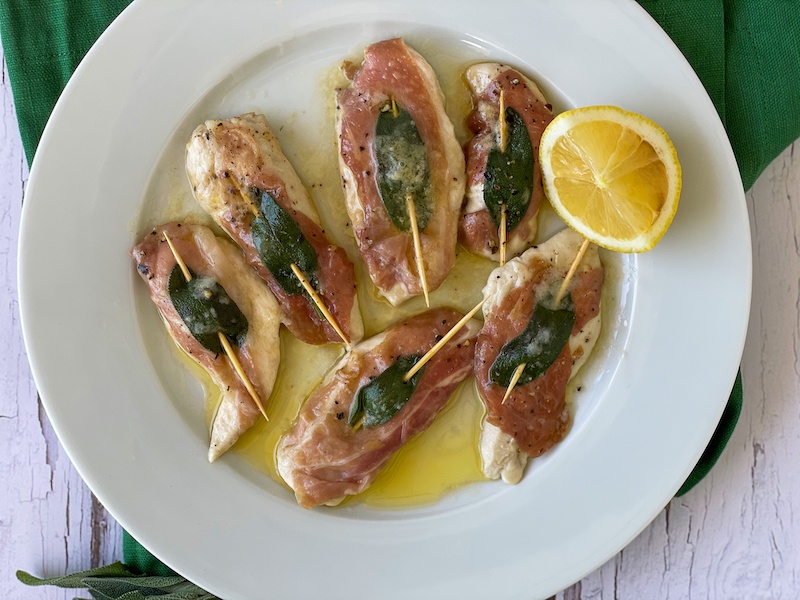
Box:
[18, 1, 750, 598]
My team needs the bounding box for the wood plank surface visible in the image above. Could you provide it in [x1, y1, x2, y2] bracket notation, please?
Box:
[1, 42, 798, 600]
[0, 48, 122, 600]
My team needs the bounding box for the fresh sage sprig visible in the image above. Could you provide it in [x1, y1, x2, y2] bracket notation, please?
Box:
[168, 265, 248, 354]
[250, 188, 318, 296]
[483, 106, 535, 232]
[490, 299, 575, 388]
[349, 354, 425, 428]
[375, 105, 432, 232]
[16, 562, 219, 600]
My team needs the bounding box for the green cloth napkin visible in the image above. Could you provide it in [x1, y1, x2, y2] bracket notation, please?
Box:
[3, 0, 798, 578]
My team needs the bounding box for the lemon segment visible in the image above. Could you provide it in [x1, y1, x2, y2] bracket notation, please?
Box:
[540, 106, 681, 253]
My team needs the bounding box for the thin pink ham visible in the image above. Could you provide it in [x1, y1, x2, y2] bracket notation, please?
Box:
[186, 113, 363, 346]
[335, 38, 465, 306]
[475, 228, 603, 483]
[132, 222, 282, 461]
[460, 63, 553, 261]
[277, 307, 480, 508]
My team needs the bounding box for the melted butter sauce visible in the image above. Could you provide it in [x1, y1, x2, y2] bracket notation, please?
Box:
[157, 42, 607, 509]
[235, 331, 343, 484]
[230, 247, 496, 506]
[234, 46, 494, 507]
[351, 380, 486, 508]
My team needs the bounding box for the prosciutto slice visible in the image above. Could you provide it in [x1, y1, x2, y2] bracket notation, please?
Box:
[132, 222, 282, 462]
[335, 38, 465, 306]
[277, 308, 480, 508]
[186, 113, 363, 346]
[460, 63, 553, 261]
[475, 228, 603, 483]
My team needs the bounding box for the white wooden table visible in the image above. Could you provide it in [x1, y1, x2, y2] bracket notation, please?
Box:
[1, 44, 798, 600]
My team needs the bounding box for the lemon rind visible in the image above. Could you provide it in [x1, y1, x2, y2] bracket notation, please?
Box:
[539, 105, 682, 253]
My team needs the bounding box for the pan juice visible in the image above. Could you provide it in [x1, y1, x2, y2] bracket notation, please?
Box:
[137, 32, 628, 512]
[233, 247, 494, 507]
[155, 40, 573, 508]
[235, 49, 493, 506]
[165, 47, 497, 507]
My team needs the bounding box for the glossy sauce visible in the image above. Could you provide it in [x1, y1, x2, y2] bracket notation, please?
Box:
[159, 45, 570, 507]
[231, 248, 495, 505]
[236, 50, 490, 507]
[352, 380, 485, 508]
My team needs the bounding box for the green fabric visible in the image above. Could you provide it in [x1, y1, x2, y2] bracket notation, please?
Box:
[0, 0, 132, 163]
[634, 0, 800, 494]
[676, 374, 743, 496]
[122, 530, 177, 577]
[2, 0, 797, 576]
[638, 0, 800, 191]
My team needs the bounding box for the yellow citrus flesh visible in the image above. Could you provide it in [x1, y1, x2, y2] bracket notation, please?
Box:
[540, 106, 681, 253]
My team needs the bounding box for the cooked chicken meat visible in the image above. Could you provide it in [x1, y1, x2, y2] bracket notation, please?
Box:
[475, 228, 603, 483]
[132, 222, 282, 461]
[186, 113, 363, 346]
[460, 63, 553, 261]
[277, 308, 480, 508]
[335, 38, 465, 305]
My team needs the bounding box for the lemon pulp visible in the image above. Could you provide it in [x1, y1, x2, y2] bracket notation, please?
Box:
[540, 105, 681, 253]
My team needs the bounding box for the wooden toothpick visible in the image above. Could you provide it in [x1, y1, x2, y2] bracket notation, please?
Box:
[233, 185, 261, 219]
[391, 96, 399, 118]
[502, 363, 526, 404]
[162, 231, 268, 421]
[215, 333, 268, 421]
[163, 232, 192, 281]
[290, 263, 351, 350]
[499, 89, 507, 153]
[231, 181, 350, 349]
[403, 298, 486, 382]
[500, 237, 592, 402]
[498, 91, 509, 266]
[406, 193, 430, 307]
[554, 238, 592, 306]
[499, 203, 508, 266]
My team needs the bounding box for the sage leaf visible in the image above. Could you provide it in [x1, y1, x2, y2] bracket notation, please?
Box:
[347, 389, 363, 427]
[16, 563, 219, 600]
[16, 563, 137, 588]
[84, 575, 185, 598]
[168, 266, 248, 354]
[490, 301, 575, 388]
[375, 105, 432, 232]
[484, 107, 535, 232]
[250, 189, 318, 295]
[349, 354, 425, 427]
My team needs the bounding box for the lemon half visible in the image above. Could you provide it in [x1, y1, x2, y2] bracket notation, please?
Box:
[539, 105, 682, 253]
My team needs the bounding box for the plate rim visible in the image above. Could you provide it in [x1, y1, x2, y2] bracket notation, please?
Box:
[18, 0, 752, 598]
